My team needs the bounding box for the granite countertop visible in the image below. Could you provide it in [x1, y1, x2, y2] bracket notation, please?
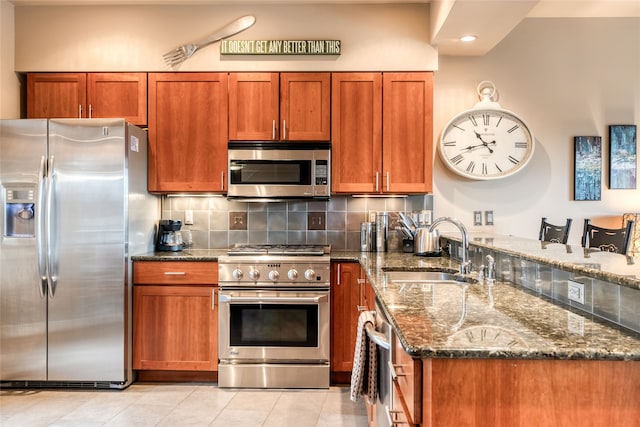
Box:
[132, 249, 227, 261]
[131, 246, 640, 361]
[355, 251, 640, 361]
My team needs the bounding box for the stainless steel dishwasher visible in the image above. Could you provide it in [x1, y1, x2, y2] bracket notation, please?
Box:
[370, 299, 394, 427]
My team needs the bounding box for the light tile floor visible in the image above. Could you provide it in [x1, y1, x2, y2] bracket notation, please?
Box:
[0, 383, 368, 427]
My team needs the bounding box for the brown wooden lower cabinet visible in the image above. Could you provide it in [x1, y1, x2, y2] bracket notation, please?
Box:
[419, 358, 640, 427]
[132, 261, 218, 378]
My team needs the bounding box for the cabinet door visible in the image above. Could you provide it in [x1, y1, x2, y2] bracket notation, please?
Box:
[330, 262, 361, 373]
[382, 72, 433, 193]
[331, 73, 382, 193]
[148, 73, 228, 193]
[228, 72, 279, 140]
[87, 73, 147, 125]
[133, 285, 217, 371]
[280, 73, 331, 141]
[27, 73, 87, 119]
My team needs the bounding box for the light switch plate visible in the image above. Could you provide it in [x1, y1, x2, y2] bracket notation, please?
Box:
[184, 209, 194, 225]
[485, 210, 494, 226]
[473, 211, 482, 226]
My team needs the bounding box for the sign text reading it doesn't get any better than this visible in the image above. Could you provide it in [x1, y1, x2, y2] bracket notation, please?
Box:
[220, 40, 341, 55]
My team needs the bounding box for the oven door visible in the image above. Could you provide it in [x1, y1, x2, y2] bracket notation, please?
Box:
[218, 289, 330, 362]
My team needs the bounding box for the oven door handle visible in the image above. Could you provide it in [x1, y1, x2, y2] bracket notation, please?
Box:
[219, 294, 328, 304]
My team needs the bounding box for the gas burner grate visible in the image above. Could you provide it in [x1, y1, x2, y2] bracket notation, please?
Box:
[227, 244, 330, 256]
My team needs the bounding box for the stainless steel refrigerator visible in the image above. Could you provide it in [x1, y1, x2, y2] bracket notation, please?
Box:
[0, 118, 158, 388]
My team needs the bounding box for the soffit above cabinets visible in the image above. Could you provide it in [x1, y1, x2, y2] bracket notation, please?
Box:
[8, 0, 640, 57]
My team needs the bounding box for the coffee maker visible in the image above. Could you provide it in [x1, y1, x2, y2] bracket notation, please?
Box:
[156, 219, 184, 251]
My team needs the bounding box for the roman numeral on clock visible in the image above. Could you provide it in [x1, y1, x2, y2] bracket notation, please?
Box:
[466, 161, 476, 173]
[507, 124, 520, 133]
[443, 141, 456, 147]
[468, 115, 478, 126]
[508, 155, 519, 164]
[495, 163, 503, 173]
[482, 114, 490, 126]
[482, 163, 488, 175]
[515, 142, 528, 148]
[451, 154, 464, 165]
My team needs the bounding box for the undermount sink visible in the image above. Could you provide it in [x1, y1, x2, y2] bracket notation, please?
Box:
[385, 270, 463, 284]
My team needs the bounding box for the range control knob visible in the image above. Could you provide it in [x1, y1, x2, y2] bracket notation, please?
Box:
[268, 270, 280, 282]
[232, 268, 244, 280]
[287, 269, 299, 280]
[248, 267, 260, 280]
[304, 269, 316, 281]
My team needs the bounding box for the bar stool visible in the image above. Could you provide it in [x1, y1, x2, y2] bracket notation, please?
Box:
[581, 219, 634, 255]
[539, 217, 572, 244]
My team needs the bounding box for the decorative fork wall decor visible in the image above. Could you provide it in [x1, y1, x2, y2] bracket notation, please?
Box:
[162, 15, 256, 67]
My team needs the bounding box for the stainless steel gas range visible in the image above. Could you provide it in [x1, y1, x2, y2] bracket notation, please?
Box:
[217, 244, 331, 389]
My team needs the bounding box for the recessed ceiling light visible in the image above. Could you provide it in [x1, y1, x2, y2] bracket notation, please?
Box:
[460, 35, 477, 42]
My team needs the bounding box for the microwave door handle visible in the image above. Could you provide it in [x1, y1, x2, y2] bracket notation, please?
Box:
[272, 120, 276, 140]
[282, 120, 286, 140]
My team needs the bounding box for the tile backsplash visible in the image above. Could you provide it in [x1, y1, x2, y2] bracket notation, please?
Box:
[161, 194, 433, 251]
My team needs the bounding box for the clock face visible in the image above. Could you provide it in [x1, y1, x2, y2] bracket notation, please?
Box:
[440, 108, 534, 180]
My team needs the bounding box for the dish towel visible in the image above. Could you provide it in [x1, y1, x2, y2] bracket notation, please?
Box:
[350, 310, 378, 404]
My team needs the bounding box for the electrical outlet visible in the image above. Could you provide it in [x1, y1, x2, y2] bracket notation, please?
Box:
[308, 212, 326, 230]
[485, 210, 494, 226]
[568, 280, 585, 304]
[229, 211, 247, 230]
[368, 210, 377, 223]
[184, 209, 194, 225]
[473, 211, 482, 226]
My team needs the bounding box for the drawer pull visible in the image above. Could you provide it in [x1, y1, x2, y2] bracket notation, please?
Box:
[163, 271, 186, 276]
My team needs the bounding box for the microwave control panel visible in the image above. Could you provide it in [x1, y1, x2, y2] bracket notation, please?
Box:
[315, 160, 328, 185]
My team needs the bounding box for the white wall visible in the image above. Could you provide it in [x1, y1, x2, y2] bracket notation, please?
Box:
[0, 0, 19, 119]
[14, 4, 436, 72]
[433, 18, 640, 245]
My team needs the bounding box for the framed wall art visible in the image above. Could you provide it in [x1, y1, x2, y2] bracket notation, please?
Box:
[609, 124, 637, 189]
[574, 136, 602, 201]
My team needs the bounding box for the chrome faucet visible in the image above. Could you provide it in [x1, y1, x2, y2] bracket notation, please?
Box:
[428, 217, 472, 275]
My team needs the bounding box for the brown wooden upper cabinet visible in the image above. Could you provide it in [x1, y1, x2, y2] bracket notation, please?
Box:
[331, 72, 433, 194]
[27, 72, 147, 126]
[147, 72, 228, 193]
[228, 72, 330, 141]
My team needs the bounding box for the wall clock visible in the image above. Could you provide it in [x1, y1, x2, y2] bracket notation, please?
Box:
[439, 81, 535, 180]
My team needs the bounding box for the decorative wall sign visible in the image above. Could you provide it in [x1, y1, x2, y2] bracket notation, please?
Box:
[221, 39, 341, 55]
[609, 125, 637, 189]
[574, 136, 602, 201]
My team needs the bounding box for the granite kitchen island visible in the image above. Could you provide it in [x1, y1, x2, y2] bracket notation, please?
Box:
[339, 233, 640, 427]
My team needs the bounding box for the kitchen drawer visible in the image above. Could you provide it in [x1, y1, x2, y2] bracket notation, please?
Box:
[392, 335, 422, 425]
[133, 261, 218, 285]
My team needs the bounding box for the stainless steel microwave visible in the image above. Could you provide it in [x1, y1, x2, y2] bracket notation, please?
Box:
[227, 141, 330, 200]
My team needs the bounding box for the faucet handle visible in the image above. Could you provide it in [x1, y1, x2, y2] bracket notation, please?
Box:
[460, 260, 472, 275]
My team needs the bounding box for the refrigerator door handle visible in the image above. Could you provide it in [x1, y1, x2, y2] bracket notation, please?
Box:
[46, 155, 57, 297]
[36, 155, 47, 297]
